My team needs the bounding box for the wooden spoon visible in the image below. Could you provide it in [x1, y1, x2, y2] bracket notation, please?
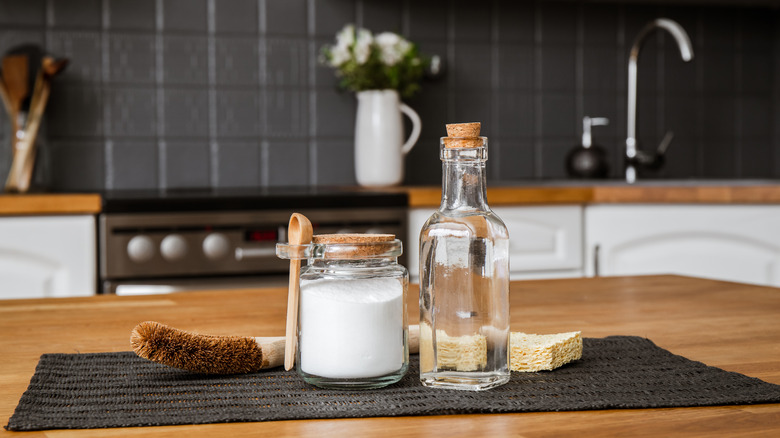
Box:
[1, 54, 29, 116]
[16, 57, 69, 190]
[1, 54, 29, 148]
[5, 56, 69, 193]
[0, 76, 12, 117]
[284, 213, 313, 371]
[42, 56, 69, 77]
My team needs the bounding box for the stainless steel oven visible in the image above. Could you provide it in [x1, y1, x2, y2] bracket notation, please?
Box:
[98, 188, 408, 295]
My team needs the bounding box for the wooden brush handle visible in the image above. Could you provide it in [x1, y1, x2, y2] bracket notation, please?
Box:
[131, 321, 421, 374]
[255, 337, 286, 369]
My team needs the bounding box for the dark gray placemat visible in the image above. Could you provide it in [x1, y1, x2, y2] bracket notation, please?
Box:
[7, 336, 780, 431]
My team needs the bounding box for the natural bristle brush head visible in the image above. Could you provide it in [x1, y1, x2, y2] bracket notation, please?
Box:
[131, 321, 265, 374]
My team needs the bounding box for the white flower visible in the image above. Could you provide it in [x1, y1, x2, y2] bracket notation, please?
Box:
[328, 45, 351, 67]
[354, 28, 373, 65]
[320, 25, 424, 97]
[375, 32, 401, 47]
[327, 24, 359, 67]
[375, 32, 411, 66]
[335, 24, 355, 50]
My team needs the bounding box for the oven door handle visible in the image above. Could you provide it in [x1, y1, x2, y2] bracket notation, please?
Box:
[235, 246, 277, 260]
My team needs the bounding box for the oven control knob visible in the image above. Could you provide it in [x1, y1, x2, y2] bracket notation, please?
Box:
[160, 234, 188, 261]
[127, 235, 155, 263]
[202, 233, 230, 260]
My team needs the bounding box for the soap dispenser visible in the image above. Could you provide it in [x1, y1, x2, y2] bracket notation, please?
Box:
[565, 116, 609, 179]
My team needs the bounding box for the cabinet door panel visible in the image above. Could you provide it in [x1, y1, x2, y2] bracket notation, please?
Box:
[0, 252, 67, 297]
[495, 206, 583, 273]
[407, 208, 435, 279]
[408, 206, 583, 281]
[586, 205, 780, 287]
[607, 233, 779, 285]
[0, 215, 96, 299]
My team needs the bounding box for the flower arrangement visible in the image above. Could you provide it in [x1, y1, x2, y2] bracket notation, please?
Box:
[321, 24, 427, 99]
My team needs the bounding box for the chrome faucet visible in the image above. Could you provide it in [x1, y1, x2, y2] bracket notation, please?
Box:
[625, 18, 694, 183]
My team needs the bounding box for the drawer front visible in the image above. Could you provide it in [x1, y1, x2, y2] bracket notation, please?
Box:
[0, 215, 96, 299]
[407, 206, 583, 279]
[497, 206, 583, 274]
[585, 204, 780, 287]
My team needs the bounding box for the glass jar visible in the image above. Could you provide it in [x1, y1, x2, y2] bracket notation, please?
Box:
[418, 125, 511, 391]
[277, 234, 409, 390]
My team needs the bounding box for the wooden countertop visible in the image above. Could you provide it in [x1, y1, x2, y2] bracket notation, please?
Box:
[4, 181, 780, 215]
[1, 275, 779, 437]
[0, 193, 101, 216]
[403, 183, 780, 207]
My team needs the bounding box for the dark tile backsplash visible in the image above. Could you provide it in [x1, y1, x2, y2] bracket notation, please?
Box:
[0, 0, 778, 191]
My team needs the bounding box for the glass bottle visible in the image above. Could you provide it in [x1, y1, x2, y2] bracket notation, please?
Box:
[277, 234, 409, 390]
[418, 123, 510, 391]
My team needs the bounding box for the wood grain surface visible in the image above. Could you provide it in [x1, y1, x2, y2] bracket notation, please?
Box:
[402, 184, 780, 207]
[0, 194, 101, 215]
[4, 184, 780, 215]
[1, 275, 779, 437]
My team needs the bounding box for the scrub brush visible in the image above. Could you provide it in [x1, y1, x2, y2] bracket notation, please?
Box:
[131, 321, 421, 374]
[131, 321, 285, 374]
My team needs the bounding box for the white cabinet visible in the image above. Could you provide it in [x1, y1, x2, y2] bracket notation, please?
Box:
[0, 215, 96, 299]
[585, 205, 780, 287]
[407, 206, 583, 281]
[406, 208, 432, 281]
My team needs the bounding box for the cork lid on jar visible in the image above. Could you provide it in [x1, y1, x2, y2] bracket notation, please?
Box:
[277, 233, 402, 260]
[443, 122, 484, 148]
[312, 233, 394, 244]
[312, 233, 401, 259]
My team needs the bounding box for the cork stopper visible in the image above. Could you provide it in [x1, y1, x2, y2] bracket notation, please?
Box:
[313, 233, 399, 259]
[443, 122, 484, 148]
[446, 122, 481, 138]
[312, 234, 395, 244]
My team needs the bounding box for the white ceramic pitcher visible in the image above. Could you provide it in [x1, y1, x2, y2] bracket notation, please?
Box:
[354, 89, 421, 187]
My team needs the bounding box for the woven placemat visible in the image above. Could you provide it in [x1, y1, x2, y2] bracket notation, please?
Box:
[7, 336, 780, 431]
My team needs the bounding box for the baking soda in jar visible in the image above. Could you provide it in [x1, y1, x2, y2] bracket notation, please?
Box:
[278, 233, 409, 390]
[299, 277, 404, 379]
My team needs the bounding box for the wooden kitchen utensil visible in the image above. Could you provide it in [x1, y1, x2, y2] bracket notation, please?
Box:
[1, 54, 29, 146]
[4, 56, 68, 193]
[41, 56, 68, 77]
[285, 213, 313, 371]
[2, 46, 45, 192]
[0, 73, 13, 118]
[13, 45, 44, 122]
[17, 57, 67, 191]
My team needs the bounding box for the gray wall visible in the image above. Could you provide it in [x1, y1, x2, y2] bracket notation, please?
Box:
[0, 0, 778, 191]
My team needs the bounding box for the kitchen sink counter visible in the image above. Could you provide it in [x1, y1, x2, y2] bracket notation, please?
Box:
[0, 193, 102, 216]
[1, 275, 779, 437]
[400, 180, 780, 207]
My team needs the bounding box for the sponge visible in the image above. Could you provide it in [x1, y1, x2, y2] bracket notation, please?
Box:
[510, 331, 583, 372]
